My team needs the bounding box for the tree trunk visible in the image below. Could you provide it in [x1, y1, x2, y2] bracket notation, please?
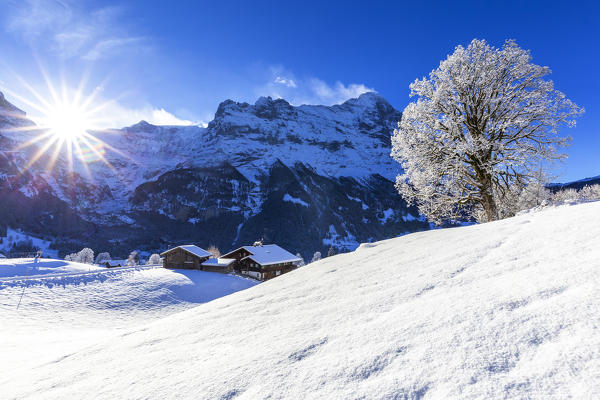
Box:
[480, 185, 498, 222]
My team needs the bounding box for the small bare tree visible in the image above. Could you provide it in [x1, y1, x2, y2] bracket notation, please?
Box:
[207, 245, 221, 258]
[392, 39, 583, 223]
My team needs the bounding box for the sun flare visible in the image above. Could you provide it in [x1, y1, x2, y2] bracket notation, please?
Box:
[43, 103, 91, 140]
[3, 73, 129, 177]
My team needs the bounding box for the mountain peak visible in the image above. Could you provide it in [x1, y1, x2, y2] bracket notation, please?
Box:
[126, 120, 157, 132]
[0, 91, 27, 118]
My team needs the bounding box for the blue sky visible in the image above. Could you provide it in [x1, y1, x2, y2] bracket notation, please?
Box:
[0, 0, 598, 181]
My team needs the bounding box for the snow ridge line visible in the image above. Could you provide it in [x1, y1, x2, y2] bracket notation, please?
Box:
[0, 265, 162, 286]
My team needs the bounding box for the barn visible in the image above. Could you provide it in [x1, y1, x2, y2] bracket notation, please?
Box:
[160, 245, 211, 269]
[222, 244, 301, 281]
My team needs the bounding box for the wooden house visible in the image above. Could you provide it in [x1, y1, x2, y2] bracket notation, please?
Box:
[201, 257, 235, 273]
[222, 244, 301, 281]
[160, 245, 235, 274]
[102, 259, 128, 268]
[160, 245, 211, 269]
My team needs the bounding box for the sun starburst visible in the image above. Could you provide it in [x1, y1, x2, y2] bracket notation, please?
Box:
[1, 68, 130, 181]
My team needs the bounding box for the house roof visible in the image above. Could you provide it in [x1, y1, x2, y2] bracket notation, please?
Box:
[201, 258, 235, 267]
[160, 245, 211, 259]
[103, 259, 127, 266]
[238, 244, 301, 266]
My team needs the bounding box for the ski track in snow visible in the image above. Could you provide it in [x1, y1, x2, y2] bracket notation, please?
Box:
[2, 202, 600, 399]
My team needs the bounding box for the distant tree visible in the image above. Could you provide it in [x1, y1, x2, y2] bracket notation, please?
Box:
[77, 248, 94, 264]
[311, 251, 322, 263]
[327, 247, 336, 257]
[207, 245, 221, 258]
[391, 39, 583, 224]
[147, 253, 162, 265]
[127, 251, 139, 266]
[295, 253, 305, 267]
[65, 253, 77, 261]
[95, 252, 111, 264]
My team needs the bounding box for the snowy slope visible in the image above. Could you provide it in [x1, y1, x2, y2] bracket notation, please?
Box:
[0, 264, 257, 378]
[0, 257, 104, 278]
[4, 202, 600, 399]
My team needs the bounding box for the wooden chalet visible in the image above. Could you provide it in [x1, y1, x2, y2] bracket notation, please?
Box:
[222, 243, 301, 281]
[102, 259, 128, 268]
[161, 245, 211, 269]
[160, 245, 235, 273]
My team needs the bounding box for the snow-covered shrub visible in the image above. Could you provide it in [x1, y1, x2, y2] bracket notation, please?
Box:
[127, 251, 139, 266]
[552, 188, 579, 204]
[327, 247, 336, 257]
[578, 184, 600, 201]
[207, 245, 221, 258]
[65, 253, 77, 261]
[147, 254, 162, 265]
[311, 251, 322, 263]
[492, 181, 552, 220]
[95, 252, 111, 264]
[77, 248, 94, 264]
[295, 253, 305, 267]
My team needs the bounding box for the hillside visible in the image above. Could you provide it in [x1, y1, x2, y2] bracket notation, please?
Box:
[0, 262, 257, 377]
[0, 91, 427, 259]
[4, 201, 599, 399]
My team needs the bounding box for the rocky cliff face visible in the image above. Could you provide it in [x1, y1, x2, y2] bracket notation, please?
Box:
[0, 91, 428, 259]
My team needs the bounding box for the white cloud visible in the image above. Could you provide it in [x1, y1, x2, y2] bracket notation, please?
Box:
[258, 65, 374, 106]
[5, 0, 147, 61]
[274, 76, 297, 88]
[93, 102, 200, 128]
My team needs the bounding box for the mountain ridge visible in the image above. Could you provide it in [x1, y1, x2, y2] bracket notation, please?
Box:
[0, 91, 423, 258]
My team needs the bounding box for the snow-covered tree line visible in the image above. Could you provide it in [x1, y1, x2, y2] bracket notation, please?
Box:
[392, 39, 583, 224]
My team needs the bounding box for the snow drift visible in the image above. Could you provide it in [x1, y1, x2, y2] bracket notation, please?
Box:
[4, 202, 600, 399]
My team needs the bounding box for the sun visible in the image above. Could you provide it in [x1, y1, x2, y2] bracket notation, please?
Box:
[43, 103, 91, 141]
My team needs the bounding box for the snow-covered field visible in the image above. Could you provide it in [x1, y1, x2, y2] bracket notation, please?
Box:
[3, 202, 600, 399]
[0, 258, 105, 278]
[0, 265, 257, 379]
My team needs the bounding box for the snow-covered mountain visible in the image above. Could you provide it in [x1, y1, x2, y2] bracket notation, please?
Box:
[0, 91, 427, 258]
[3, 201, 599, 399]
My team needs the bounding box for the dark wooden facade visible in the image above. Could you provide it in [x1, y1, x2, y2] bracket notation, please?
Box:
[239, 258, 296, 280]
[222, 248, 252, 270]
[162, 247, 209, 269]
[222, 247, 296, 281]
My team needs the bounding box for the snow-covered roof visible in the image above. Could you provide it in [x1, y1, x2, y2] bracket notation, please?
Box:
[201, 258, 235, 267]
[160, 245, 211, 259]
[0, 253, 6, 258]
[103, 259, 127, 267]
[239, 244, 301, 266]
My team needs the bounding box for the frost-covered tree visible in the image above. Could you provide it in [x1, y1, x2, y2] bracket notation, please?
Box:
[147, 253, 162, 265]
[127, 250, 139, 266]
[65, 253, 77, 262]
[391, 39, 583, 224]
[207, 245, 221, 258]
[311, 251, 322, 263]
[95, 252, 111, 264]
[77, 248, 94, 264]
[295, 253, 305, 267]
